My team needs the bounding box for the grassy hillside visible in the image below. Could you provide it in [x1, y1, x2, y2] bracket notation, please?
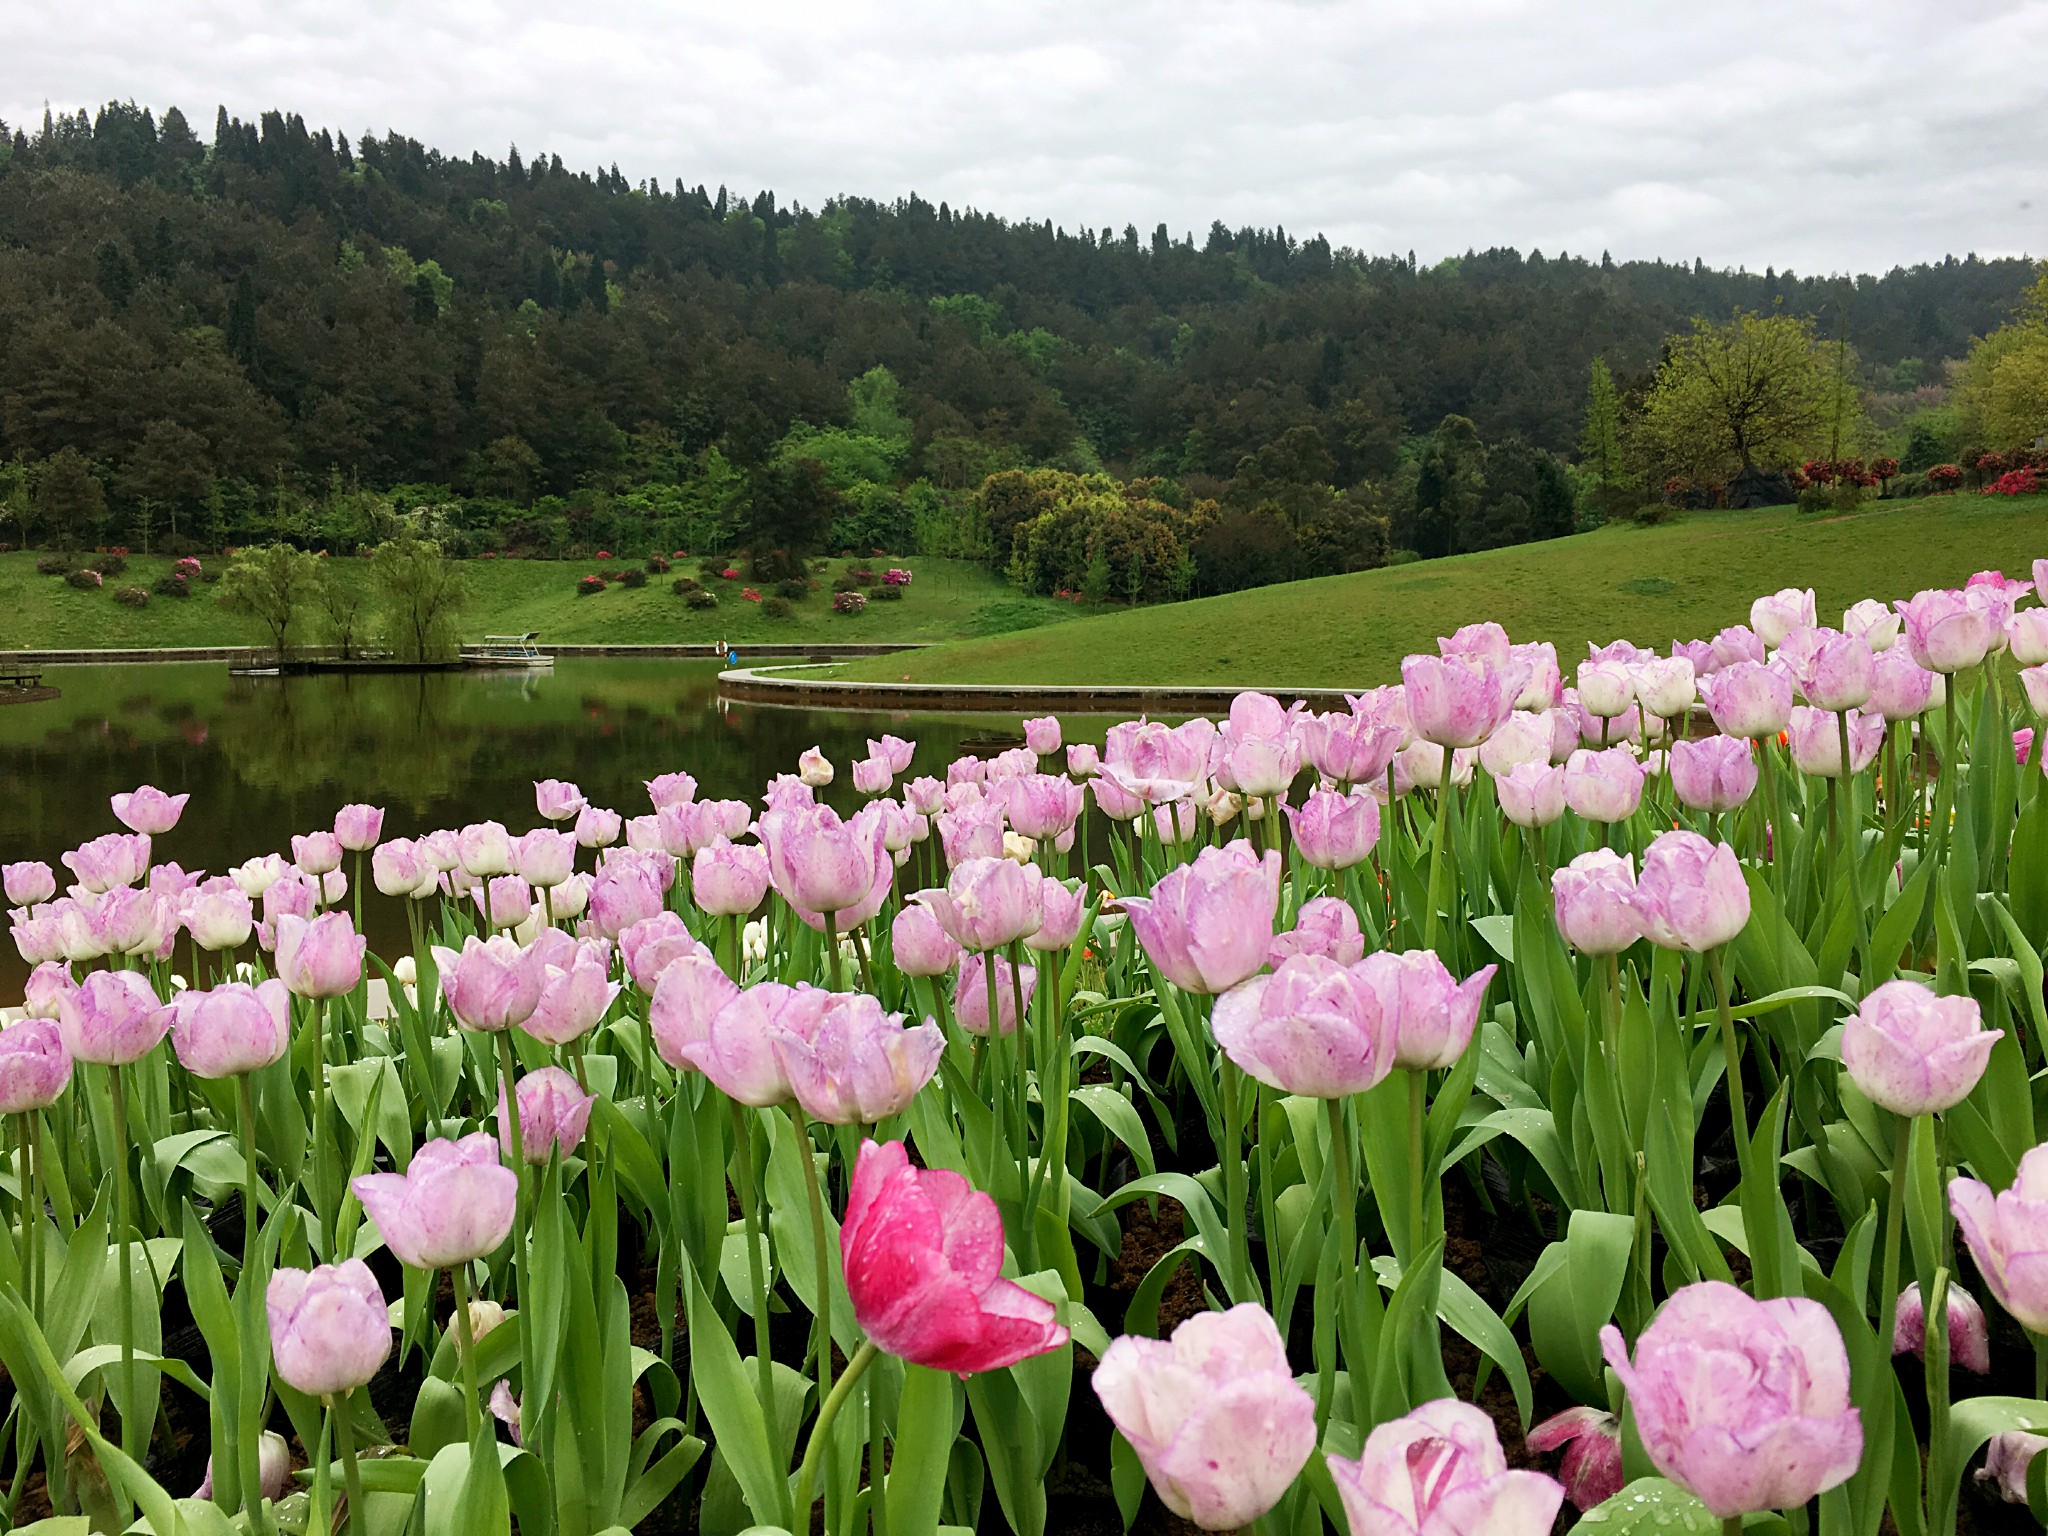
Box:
[0, 554, 1068, 652]
[828, 498, 2048, 689]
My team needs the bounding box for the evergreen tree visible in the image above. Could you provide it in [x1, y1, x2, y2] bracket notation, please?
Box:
[34, 447, 107, 549]
[225, 270, 258, 364]
[1578, 357, 1634, 517]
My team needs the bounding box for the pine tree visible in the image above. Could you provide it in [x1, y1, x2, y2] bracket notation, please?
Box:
[584, 255, 609, 313]
[226, 270, 258, 364]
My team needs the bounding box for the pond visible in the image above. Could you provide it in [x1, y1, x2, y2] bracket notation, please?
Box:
[0, 660, 1034, 987]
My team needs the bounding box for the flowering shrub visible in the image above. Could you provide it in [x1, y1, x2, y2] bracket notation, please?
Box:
[595, 550, 613, 561]
[619, 568, 648, 588]
[883, 567, 912, 586]
[1983, 466, 2039, 496]
[645, 555, 671, 574]
[720, 567, 740, 580]
[480, 551, 499, 560]
[684, 587, 717, 609]
[576, 574, 606, 595]
[832, 589, 867, 615]
[152, 573, 192, 599]
[741, 587, 762, 603]
[1870, 456, 1899, 485]
[173, 556, 203, 580]
[65, 568, 103, 590]
[87, 553, 127, 577]
[113, 584, 149, 609]
[1928, 463, 1964, 492]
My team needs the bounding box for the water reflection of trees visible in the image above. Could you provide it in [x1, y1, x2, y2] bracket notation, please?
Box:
[213, 674, 488, 809]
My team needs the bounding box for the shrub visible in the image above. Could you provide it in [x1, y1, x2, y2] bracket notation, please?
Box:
[35, 554, 71, 576]
[762, 596, 794, 619]
[1795, 484, 1833, 514]
[867, 583, 903, 601]
[831, 573, 865, 593]
[720, 567, 741, 580]
[1983, 466, 2040, 497]
[741, 587, 763, 603]
[1631, 502, 1679, 525]
[66, 568, 104, 590]
[672, 577, 704, 596]
[845, 567, 878, 587]
[599, 568, 627, 583]
[153, 573, 192, 599]
[1386, 549, 1423, 566]
[200, 568, 221, 583]
[595, 550, 614, 561]
[173, 556, 203, 580]
[685, 588, 717, 610]
[87, 553, 127, 577]
[774, 578, 809, 600]
[883, 567, 913, 586]
[1927, 463, 1964, 493]
[833, 590, 867, 616]
[113, 584, 149, 609]
[619, 568, 648, 588]
[645, 555, 672, 574]
[577, 574, 606, 596]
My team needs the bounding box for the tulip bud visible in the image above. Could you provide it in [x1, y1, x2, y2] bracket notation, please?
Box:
[1896, 588, 1993, 673]
[0, 1018, 72, 1112]
[1525, 1407, 1624, 1513]
[644, 771, 697, 810]
[1025, 879, 1087, 952]
[1892, 1280, 1990, 1372]
[498, 1066, 596, 1163]
[1267, 896, 1364, 967]
[1119, 842, 1280, 995]
[275, 911, 365, 999]
[432, 933, 542, 1031]
[1023, 715, 1061, 755]
[2, 861, 55, 907]
[574, 804, 622, 849]
[512, 828, 577, 889]
[534, 778, 586, 822]
[1496, 761, 1567, 828]
[333, 803, 385, 852]
[1843, 979, 1994, 1116]
[1284, 787, 1380, 871]
[797, 747, 834, 787]
[953, 953, 1036, 1036]
[291, 830, 343, 876]
[1751, 587, 1816, 648]
[1553, 849, 1642, 955]
[267, 1261, 392, 1395]
[171, 980, 292, 1079]
[353, 1133, 517, 1269]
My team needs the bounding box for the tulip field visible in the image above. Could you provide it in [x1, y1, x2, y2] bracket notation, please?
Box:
[9, 573, 2048, 1535]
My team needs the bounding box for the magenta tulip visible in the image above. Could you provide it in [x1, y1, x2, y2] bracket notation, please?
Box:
[1841, 979, 1994, 1116]
[648, 951, 741, 1071]
[267, 1261, 391, 1395]
[63, 831, 151, 894]
[1951, 1144, 2048, 1331]
[1630, 831, 1749, 951]
[1891, 1281, 1990, 1373]
[1496, 761, 1567, 828]
[1285, 787, 1380, 871]
[1351, 950, 1495, 1070]
[1094, 1304, 1315, 1531]
[171, 980, 292, 1078]
[953, 953, 1036, 1036]
[1786, 706, 1883, 778]
[773, 992, 944, 1124]
[841, 1138, 1067, 1372]
[1601, 1280, 1861, 1518]
[1563, 746, 1645, 823]
[1120, 842, 1281, 995]
[1213, 954, 1394, 1098]
[1267, 896, 1365, 967]
[3, 862, 55, 907]
[1895, 588, 1994, 673]
[58, 969, 173, 1066]
[0, 1019, 71, 1112]
[354, 1133, 517, 1269]
[1669, 735, 1758, 813]
[1525, 1407, 1624, 1513]
[1552, 849, 1641, 955]
[432, 934, 542, 1032]
[1330, 1397, 1563, 1536]
[497, 1066, 596, 1163]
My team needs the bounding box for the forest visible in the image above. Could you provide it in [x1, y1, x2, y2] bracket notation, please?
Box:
[0, 100, 2039, 593]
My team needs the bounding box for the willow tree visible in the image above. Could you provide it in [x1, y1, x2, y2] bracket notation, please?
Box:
[371, 531, 468, 664]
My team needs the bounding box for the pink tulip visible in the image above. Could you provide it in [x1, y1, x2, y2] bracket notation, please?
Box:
[1870, 645, 1938, 720]
[1476, 710, 1552, 777]
[892, 901, 961, 977]
[88, 886, 171, 957]
[110, 785, 188, 836]
[1330, 1397, 1563, 1536]
[534, 779, 586, 822]
[332, 804, 384, 852]
[841, 1138, 1067, 1372]
[1001, 775, 1084, 840]
[1784, 627, 1874, 711]
[1524, 1407, 1623, 1513]
[508, 828, 574, 890]
[1439, 620, 1510, 665]
[1495, 761, 1566, 828]
[1215, 692, 1302, 797]
[936, 801, 1006, 866]
[455, 820, 513, 877]
[1841, 979, 1994, 1116]
[1401, 653, 1525, 748]
[1671, 637, 1718, 676]
[1022, 715, 1061, 755]
[618, 912, 708, 994]
[788, 811, 898, 935]
[3, 861, 55, 907]
[473, 874, 534, 932]
[1575, 658, 1635, 718]
[1711, 623, 1766, 670]
[267, 1261, 391, 1394]
[681, 982, 831, 1105]
[945, 755, 986, 788]
[1951, 1144, 2048, 1331]
[1895, 588, 1994, 673]
[1630, 831, 1749, 951]
[773, 993, 943, 1124]
[1632, 655, 1696, 718]
[1102, 718, 1210, 804]
[1751, 587, 1816, 648]
[1285, 787, 1380, 870]
[1094, 1304, 1315, 1531]
[1351, 950, 1495, 1070]
[1786, 706, 1883, 778]
[10, 910, 64, 967]
[1669, 735, 1758, 813]
[1698, 661, 1793, 739]
[290, 830, 343, 877]
[1025, 879, 1086, 953]
[797, 748, 834, 787]
[1602, 1281, 1862, 1518]
[1841, 597, 1899, 652]
[0, 1019, 72, 1112]
[953, 953, 1036, 1035]
[1213, 954, 1393, 1098]
[1982, 1431, 2048, 1504]
[1298, 705, 1404, 787]
[850, 757, 891, 796]
[690, 841, 768, 917]
[432, 934, 542, 1031]
[1268, 896, 1365, 967]
[182, 882, 253, 951]
[918, 856, 1044, 952]
[904, 776, 946, 814]
[1150, 799, 1199, 846]
[369, 838, 427, 897]
[171, 980, 292, 1078]
[574, 805, 622, 849]
[635, 773, 693, 814]
[648, 951, 742, 1071]
[193, 1430, 291, 1505]
[497, 1066, 596, 1163]
[21, 961, 75, 1021]
[58, 969, 173, 1065]
[1552, 849, 1642, 955]
[522, 942, 618, 1045]
[867, 734, 915, 774]
[986, 746, 1038, 783]
[760, 802, 888, 917]
[354, 1133, 517, 1268]
[1120, 842, 1280, 995]
[1089, 773, 1146, 821]
[1891, 1281, 1990, 1372]
[270, 911, 362, 999]
[63, 832, 151, 894]
[1562, 747, 1644, 824]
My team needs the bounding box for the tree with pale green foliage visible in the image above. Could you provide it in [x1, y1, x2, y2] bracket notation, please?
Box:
[1955, 266, 2048, 450]
[1636, 312, 1860, 484]
[371, 529, 469, 663]
[1578, 357, 1635, 516]
[221, 541, 326, 659]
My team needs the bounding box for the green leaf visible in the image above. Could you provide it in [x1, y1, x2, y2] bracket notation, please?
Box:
[1071, 1085, 1156, 1177]
[1575, 1476, 1717, 1531]
[885, 1364, 959, 1534]
[1110, 1431, 1146, 1532]
[682, 1265, 790, 1529]
[1524, 1210, 1633, 1406]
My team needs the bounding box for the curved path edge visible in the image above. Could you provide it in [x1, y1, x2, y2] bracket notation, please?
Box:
[717, 664, 1354, 715]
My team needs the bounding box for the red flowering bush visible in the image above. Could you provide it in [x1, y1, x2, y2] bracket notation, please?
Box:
[173, 556, 203, 579]
[833, 590, 867, 615]
[883, 568, 912, 586]
[721, 567, 740, 580]
[1870, 457, 1899, 484]
[741, 587, 763, 603]
[577, 574, 606, 596]
[1982, 466, 2039, 497]
[1661, 476, 1689, 501]
[1928, 463, 1964, 492]
[595, 550, 613, 561]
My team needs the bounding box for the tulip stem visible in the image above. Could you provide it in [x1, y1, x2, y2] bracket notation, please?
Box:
[1877, 1114, 1910, 1375]
[107, 1064, 140, 1478]
[728, 1100, 777, 1422]
[791, 1338, 876, 1527]
[330, 1390, 366, 1534]
[237, 1073, 262, 1278]
[1424, 753, 1455, 953]
[824, 910, 844, 992]
[18, 1112, 39, 1321]
[310, 997, 333, 1255]
[1709, 948, 1750, 1173]
[788, 1102, 835, 1486]
[450, 1262, 483, 1439]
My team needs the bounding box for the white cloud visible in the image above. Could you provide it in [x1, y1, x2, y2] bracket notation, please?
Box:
[6, 0, 2042, 272]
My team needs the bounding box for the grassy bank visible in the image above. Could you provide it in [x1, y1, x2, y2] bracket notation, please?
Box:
[0, 554, 1069, 651]
[832, 497, 2048, 688]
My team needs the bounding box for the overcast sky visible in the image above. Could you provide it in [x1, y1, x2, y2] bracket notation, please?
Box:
[9, 0, 2043, 275]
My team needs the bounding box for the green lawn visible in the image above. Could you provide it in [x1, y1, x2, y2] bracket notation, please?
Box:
[0, 554, 1069, 651]
[831, 497, 2048, 688]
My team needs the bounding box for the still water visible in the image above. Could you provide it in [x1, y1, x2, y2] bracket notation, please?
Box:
[0, 661, 1026, 985]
